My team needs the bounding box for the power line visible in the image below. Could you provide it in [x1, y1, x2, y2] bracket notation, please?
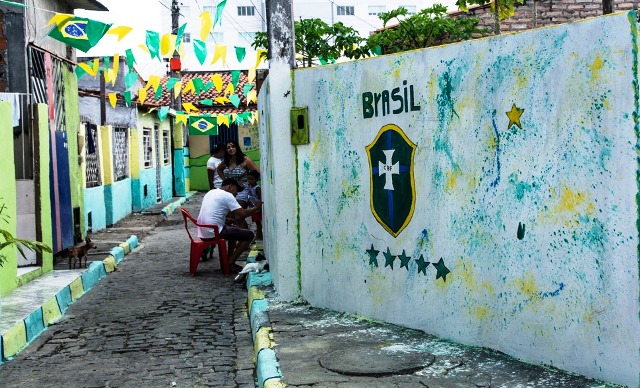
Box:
[247, 0, 266, 24]
[156, 0, 172, 12]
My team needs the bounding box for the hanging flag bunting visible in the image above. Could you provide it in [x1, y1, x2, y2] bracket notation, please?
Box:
[248, 67, 256, 83]
[137, 43, 150, 54]
[211, 44, 227, 67]
[146, 30, 161, 61]
[193, 39, 208, 65]
[243, 83, 254, 97]
[229, 94, 240, 108]
[255, 49, 267, 68]
[47, 13, 73, 27]
[199, 99, 214, 106]
[175, 112, 188, 126]
[249, 112, 257, 124]
[160, 32, 173, 56]
[104, 69, 115, 84]
[158, 106, 170, 121]
[77, 58, 99, 77]
[214, 96, 231, 104]
[211, 73, 223, 92]
[174, 81, 182, 98]
[223, 82, 235, 96]
[230, 70, 240, 89]
[111, 53, 120, 86]
[235, 46, 246, 63]
[108, 93, 117, 108]
[166, 77, 180, 93]
[235, 113, 245, 125]
[182, 102, 199, 113]
[124, 91, 132, 107]
[125, 48, 136, 72]
[102, 56, 111, 72]
[182, 79, 195, 95]
[145, 75, 161, 93]
[217, 113, 230, 128]
[199, 11, 212, 42]
[125, 72, 138, 89]
[75, 65, 87, 79]
[47, 15, 112, 53]
[154, 84, 163, 101]
[240, 112, 253, 124]
[193, 77, 205, 95]
[138, 88, 148, 104]
[175, 23, 187, 51]
[189, 115, 217, 136]
[214, 0, 227, 27]
[246, 89, 257, 105]
[106, 25, 133, 41]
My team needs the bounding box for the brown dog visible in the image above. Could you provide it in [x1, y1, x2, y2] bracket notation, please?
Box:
[68, 237, 96, 269]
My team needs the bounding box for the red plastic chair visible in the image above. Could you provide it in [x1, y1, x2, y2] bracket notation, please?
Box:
[180, 208, 230, 276]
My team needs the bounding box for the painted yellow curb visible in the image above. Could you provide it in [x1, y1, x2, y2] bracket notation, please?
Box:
[264, 378, 286, 388]
[119, 242, 130, 254]
[2, 323, 26, 358]
[254, 326, 274, 358]
[248, 287, 265, 315]
[103, 256, 117, 273]
[42, 297, 62, 326]
[69, 277, 85, 301]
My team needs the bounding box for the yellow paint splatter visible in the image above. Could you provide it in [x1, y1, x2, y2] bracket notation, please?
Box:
[472, 306, 489, 321]
[540, 185, 596, 227]
[516, 271, 539, 299]
[588, 55, 604, 79]
[601, 97, 610, 110]
[392, 67, 401, 79]
[445, 168, 460, 192]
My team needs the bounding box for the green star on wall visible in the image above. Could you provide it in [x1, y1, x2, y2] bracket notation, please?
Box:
[383, 247, 396, 269]
[366, 244, 380, 267]
[415, 254, 429, 275]
[432, 258, 451, 282]
[398, 250, 411, 270]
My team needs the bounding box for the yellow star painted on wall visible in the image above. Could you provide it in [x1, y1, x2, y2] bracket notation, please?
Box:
[506, 103, 525, 130]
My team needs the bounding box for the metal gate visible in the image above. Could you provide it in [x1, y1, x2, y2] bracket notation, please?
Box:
[29, 45, 74, 253]
[154, 124, 162, 202]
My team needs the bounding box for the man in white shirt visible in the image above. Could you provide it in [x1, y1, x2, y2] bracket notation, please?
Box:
[206, 143, 225, 189]
[197, 178, 262, 271]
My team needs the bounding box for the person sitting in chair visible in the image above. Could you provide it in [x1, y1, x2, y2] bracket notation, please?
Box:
[197, 178, 262, 272]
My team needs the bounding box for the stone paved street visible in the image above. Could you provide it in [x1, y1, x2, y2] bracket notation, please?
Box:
[0, 196, 255, 387]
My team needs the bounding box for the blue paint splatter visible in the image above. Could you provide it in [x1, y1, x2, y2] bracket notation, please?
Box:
[490, 112, 501, 189]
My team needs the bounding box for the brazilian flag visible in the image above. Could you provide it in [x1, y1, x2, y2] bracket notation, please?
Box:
[48, 16, 112, 53]
[188, 116, 218, 136]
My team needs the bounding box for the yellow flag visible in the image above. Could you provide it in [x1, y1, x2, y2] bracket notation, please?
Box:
[108, 93, 117, 108]
[223, 82, 235, 96]
[160, 33, 173, 56]
[111, 53, 120, 86]
[138, 44, 150, 55]
[138, 88, 148, 104]
[246, 90, 257, 105]
[104, 69, 115, 85]
[175, 113, 188, 126]
[78, 58, 99, 77]
[106, 26, 133, 41]
[182, 79, 195, 95]
[199, 11, 213, 42]
[145, 75, 161, 92]
[47, 13, 73, 27]
[211, 44, 227, 67]
[214, 97, 231, 104]
[182, 102, 199, 113]
[211, 74, 223, 92]
[248, 67, 256, 84]
[144, 108, 157, 116]
[173, 81, 182, 99]
[217, 114, 230, 127]
[249, 112, 257, 124]
[255, 49, 267, 68]
[230, 113, 237, 124]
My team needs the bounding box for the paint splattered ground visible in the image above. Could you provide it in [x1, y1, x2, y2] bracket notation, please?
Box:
[264, 286, 619, 387]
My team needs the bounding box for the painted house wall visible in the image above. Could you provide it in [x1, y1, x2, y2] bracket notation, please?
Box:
[35, 104, 54, 274]
[64, 70, 84, 239]
[0, 101, 18, 295]
[173, 123, 187, 196]
[261, 12, 640, 387]
[100, 125, 132, 225]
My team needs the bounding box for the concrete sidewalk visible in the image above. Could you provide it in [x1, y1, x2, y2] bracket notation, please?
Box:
[245, 278, 622, 388]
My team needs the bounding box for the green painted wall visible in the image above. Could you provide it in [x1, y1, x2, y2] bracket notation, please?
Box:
[64, 70, 84, 238]
[36, 104, 54, 274]
[0, 101, 18, 295]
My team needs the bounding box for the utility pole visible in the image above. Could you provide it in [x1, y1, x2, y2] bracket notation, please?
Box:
[170, 0, 181, 112]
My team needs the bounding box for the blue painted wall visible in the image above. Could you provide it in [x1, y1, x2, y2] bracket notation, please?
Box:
[132, 168, 157, 212]
[161, 165, 173, 201]
[173, 148, 185, 196]
[104, 178, 132, 226]
[84, 186, 106, 233]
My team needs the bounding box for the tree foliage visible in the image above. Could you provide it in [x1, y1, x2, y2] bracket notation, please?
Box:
[367, 5, 489, 55]
[0, 202, 51, 267]
[252, 18, 371, 68]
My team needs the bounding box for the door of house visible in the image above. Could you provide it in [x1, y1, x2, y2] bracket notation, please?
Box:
[154, 125, 162, 203]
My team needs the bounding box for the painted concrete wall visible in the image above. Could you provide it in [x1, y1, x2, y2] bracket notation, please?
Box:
[0, 101, 18, 295]
[84, 186, 106, 234]
[100, 125, 132, 226]
[64, 70, 84, 239]
[35, 104, 53, 274]
[262, 11, 640, 387]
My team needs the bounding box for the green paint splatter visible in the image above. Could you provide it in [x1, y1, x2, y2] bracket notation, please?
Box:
[508, 173, 532, 201]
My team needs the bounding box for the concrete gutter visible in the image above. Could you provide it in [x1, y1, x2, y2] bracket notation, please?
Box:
[161, 192, 196, 217]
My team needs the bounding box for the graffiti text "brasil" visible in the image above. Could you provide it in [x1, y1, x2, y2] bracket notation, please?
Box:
[362, 80, 421, 119]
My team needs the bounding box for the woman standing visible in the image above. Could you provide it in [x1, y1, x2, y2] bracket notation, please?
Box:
[216, 140, 259, 211]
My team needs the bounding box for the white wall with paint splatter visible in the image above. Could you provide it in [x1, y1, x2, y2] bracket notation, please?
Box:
[260, 10, 640, 386]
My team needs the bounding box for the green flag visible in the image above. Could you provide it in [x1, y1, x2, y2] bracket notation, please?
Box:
[125, 49, 136, 72]
[125, 72, 137, 89]
[146, 30, 161, 61]
[188, 115, 218, 136]
[75, 65, 87, 79]
[175, 23, 187, 50]
[243, 83, 254, 97]
[154, 85, 163, 102]
[124, 91, 132, 106]
[199, 99, 214, 106]
[166, 77, 180, 93]
[231, 70, 240, 89]
[193, 39, 208, 65]
[158, 106, 170, 121]
[229, 94, 240, 108]
[193, 77, 205, 95]
[235, 46, 246, 63]
[47, 16, 111, 53]
[214, 0, 227, 26]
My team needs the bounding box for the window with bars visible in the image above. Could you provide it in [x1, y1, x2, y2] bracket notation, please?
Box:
[238, 6, 255, 16]
[112, 127, 129, 181]
[337, 6, 355, 15]
[368, 5, 385, 15]
[163, 130, 170, 165]
[85, 123, 101, 187]
[143, 128, 152, 168]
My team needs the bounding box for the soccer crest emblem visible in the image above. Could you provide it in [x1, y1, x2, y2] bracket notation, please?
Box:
[365, 124, 416, 237]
